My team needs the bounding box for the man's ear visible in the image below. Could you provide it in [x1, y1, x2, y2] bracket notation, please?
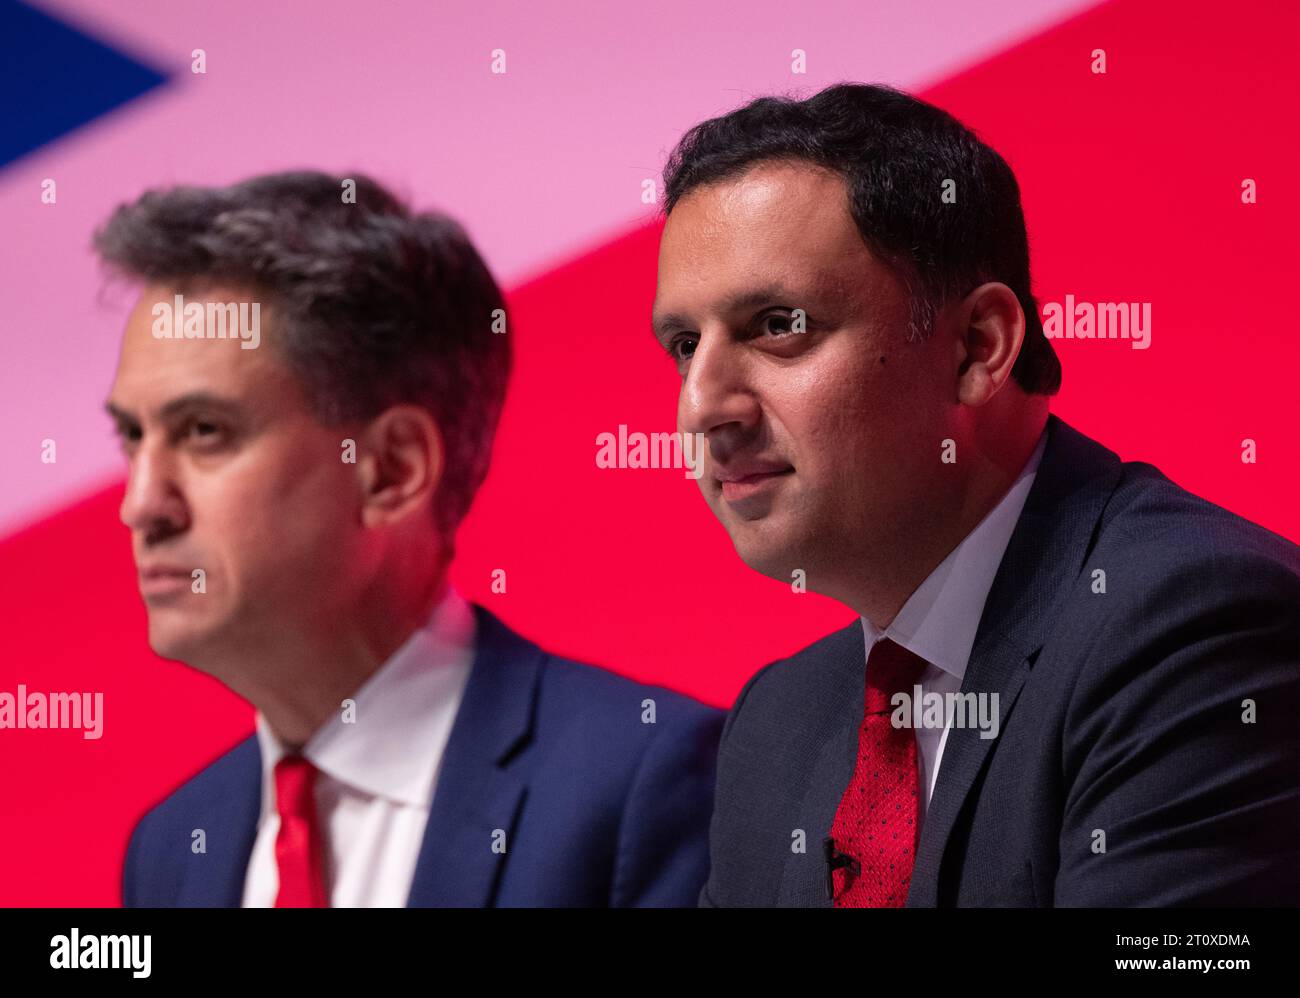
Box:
[355, 405, 444, 529]
[952, 282, 1026, 407]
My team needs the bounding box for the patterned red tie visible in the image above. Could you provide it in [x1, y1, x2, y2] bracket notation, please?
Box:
[273, 754, 329, 908]
[828, 637, 929, 907]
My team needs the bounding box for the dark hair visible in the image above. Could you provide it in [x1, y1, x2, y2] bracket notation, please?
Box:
[662, 83, 1061, 396]
[93, 170, 510, 538]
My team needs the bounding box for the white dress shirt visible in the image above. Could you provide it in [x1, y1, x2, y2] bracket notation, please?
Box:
[861, 425, 1047, 833]
[241, 584, 477, 907]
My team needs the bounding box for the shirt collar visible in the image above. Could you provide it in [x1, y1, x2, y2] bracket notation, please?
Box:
[254, 582, 477, 809]
[861, 425, 1048, 680]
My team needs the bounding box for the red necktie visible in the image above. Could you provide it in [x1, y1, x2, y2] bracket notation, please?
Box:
[273, 754, 329, 908]
[828, 637, 929, 907]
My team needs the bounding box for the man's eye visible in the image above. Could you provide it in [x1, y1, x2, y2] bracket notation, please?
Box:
[669, 336, 698, 363]
[760, 312, 801, 337]
[185, 419, 225, 444]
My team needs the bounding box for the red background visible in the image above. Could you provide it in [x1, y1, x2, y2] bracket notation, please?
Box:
[2, 0, 1297, 904]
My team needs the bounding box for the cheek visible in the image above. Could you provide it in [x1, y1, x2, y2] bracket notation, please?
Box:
[770, 349, 878, 466]
[196, 441, 358, 582]
[265, 455, 357, 551]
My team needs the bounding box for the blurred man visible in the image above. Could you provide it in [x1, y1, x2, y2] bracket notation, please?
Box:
[652, 84, 1300, 906]
[104, 171, 722, 907]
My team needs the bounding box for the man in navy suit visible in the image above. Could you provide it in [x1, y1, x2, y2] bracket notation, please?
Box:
[100, 171, 722, 907]
[652, 84, 1300, 906]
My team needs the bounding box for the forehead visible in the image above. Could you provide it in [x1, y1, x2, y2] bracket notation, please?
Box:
[110, 281, 295, 412]
[657, 160, 879, 300]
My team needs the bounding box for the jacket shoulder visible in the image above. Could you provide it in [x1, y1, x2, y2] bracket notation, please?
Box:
[1064, 458, 1300, 641]
[1099, 458, 1300, 569]
[540, 652, 723, 726]
[723, 621, 864, 747]
[135, 733, 260, 828]
[123, 734, 259, 905]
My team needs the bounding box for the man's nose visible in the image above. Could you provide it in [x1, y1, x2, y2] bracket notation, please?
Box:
[119, 443, 188, 539]
[678, 333, 761, 440]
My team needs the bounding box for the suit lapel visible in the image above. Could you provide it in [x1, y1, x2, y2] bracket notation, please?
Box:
[406, 605, 541, 907]
[905, 414, 1122, 906]
[177, 734, 261, 907]
[777, 623, 868, 907]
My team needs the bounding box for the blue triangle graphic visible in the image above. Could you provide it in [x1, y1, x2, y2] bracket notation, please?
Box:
[1, 0, 169, 169]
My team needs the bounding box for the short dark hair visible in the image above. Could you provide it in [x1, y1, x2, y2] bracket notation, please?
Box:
[94, 170, 510, 538]
[662, 83, 1061, 396]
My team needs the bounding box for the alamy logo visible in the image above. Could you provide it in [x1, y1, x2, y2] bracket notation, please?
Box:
[50, 929, 151, 978]
[0, 685, 103, 739]
[595, 425, 704, 478]
[891, 687, 1000, 740]
[1041, 295, 1151, 350]
[151, 293, 261, 349]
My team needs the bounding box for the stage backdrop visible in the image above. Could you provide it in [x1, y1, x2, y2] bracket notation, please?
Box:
[1, 0, 1296, 904]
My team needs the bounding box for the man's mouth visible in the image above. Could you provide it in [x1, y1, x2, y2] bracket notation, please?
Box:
[137, 565, 196, 600]
[715, 467, 794, 503]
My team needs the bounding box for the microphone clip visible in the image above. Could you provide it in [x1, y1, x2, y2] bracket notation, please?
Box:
[823, 836, 860, 901]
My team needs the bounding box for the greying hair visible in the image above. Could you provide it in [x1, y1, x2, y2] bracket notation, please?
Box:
[94, 170, 510, 539]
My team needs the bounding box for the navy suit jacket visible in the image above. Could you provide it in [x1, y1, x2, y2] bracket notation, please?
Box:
[123, 605, 724, 907]
[702, 413, 1300, 906]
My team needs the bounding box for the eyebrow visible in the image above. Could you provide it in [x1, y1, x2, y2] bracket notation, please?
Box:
[652, 283, 805, 338]
[104, 392, 245, 428]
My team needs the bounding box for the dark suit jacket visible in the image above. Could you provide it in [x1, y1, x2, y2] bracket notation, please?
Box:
[123, 605, 723, 907]
[702, 413, 1300, 906]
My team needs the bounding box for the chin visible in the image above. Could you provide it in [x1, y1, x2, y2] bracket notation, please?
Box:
[146, 615, 217, 664]
[734, 513, 834, 583]
[146, 631, 192, 663]
[730, 532, 797, 584]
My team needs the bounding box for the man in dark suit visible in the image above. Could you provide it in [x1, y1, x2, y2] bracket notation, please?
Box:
[652, 84, 1300, 906]
[122, 602, 719, 907]
[101, 171, 721, 907]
